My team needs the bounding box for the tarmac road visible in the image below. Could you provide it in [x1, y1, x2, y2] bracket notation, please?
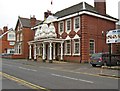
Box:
[1, 58, 119, 90]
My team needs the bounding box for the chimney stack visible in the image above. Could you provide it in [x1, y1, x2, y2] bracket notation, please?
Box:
[44, 10, 52, 19]
[2, 26, 8, 40]
[30, 15, 36, 27]
[94, 0, 106, 15]
[0, 28, 3, 35]
[3, 26, 8, 33]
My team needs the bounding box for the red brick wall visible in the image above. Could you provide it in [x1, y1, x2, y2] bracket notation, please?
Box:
[22, 28, 35, 59]
[57, 16, 81, 62]
[56, 14, 116, 63]
[81, 15, 89, 63]
[1, 26, 14, 54]
[112, 43, 120, 54]
[81, 14, 116, 62]
[13, 17, 36, 59]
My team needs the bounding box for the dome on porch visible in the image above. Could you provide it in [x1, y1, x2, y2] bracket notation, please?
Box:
[35, 24, 48, 39]
[40, 24, 49, 38]
[34, 15, 57, 40]
[47, 23, 57, 38]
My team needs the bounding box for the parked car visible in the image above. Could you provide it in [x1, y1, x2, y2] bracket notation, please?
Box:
[90, 53, 120, 67]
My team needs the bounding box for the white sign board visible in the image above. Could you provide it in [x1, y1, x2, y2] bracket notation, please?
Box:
[106, 29, 120, 44]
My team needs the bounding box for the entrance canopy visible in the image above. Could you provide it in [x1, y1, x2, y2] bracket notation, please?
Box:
[106, 29, 120, 44]
[29, 38, 64, 44]
[28, 15, 64, 62]
[34, 15, 58, 40]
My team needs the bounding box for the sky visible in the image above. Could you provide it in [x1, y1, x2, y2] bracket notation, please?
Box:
[0, 0, 120, 29]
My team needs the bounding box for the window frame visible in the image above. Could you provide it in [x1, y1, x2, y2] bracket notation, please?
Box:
[20, 33, 23, 41]
[7, 32, 15, 41]
[58, 21, 64, 35]
[65, 40, 71, 55]
[73, 39, 80, 55]
[74, 17, 80, 32]
[89, 39, 95, 54]
[17, 34, 19, 42]
[66, 19, 71, 34]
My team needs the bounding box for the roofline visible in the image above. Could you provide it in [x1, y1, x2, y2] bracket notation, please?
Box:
[57, 10, 118, 22]
[15, 17, 23, 30]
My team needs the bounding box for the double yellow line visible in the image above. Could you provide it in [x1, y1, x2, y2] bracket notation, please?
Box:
[0, 72, 50, 91]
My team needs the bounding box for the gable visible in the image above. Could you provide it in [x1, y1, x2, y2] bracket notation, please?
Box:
[15, 16, 41, 31]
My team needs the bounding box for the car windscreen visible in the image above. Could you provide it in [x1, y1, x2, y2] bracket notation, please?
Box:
[91, 53, 102, 58]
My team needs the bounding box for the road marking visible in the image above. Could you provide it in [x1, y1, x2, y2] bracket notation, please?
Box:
[39, 66, 119, 79]
[3, 63, 37, 72]
[19, 67, 37, 72]
[0, 72, 50, 91]
[3, 62, 119, 79]
[51, 73, 94, 84]
[2, 63, 14, 67]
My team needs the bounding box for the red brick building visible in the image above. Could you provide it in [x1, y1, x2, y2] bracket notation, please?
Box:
[12, 16, 41, 59]
[0, 26, 15, 55]
[28, 0, 118, 63]
[112, 24, 120, 54]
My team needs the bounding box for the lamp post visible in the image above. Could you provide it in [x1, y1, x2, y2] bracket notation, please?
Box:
[104, 30, 112, 67]
[109, 43, 112, 67]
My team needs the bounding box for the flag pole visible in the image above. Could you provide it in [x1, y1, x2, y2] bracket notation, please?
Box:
[50, 0, 53, 13]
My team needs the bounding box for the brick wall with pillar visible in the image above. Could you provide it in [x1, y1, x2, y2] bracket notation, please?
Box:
[81, 15, 89, 63]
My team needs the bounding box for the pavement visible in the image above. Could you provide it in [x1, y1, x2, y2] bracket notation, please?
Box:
[99, 66, 120, 78]
[2, 58, 120, 79]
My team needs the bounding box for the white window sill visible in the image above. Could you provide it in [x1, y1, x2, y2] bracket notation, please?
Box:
[64, 54, 71, 56]
[14, 53, 22, 55]
[72, 53, 80, 56]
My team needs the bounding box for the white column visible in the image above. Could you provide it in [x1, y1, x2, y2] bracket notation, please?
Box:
[29, 44, 32, 60]
[17, 45, 19, 54]
[42, 43, 46, 61]
[34, 44, 37, 61]
[14, 46, 17, 54]
[49, 42, 52, 62]
[60, 42, 63, 60]
[38, 45, 40, 56]
[53, 43, 56, 60]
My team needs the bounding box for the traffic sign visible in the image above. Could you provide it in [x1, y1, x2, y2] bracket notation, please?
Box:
[106, 29, 120, 44]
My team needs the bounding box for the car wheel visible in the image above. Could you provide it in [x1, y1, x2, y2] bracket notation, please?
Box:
[92, 64, 96, 67]
[117, 61, 120, 66]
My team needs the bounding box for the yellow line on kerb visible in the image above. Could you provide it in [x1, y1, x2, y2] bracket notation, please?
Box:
[0, 72, 50, 91]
